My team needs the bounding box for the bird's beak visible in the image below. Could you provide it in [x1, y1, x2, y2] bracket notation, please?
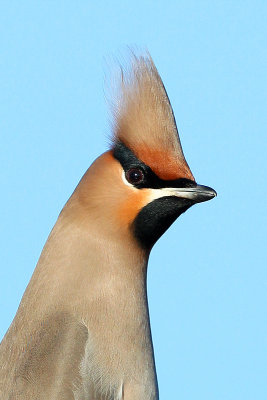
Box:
[165, 184, 217, 204]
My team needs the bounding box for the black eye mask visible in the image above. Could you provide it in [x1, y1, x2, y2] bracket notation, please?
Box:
[113, 141, 197, 190]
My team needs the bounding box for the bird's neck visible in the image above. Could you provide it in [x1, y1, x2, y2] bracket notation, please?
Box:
[14, 217, 158, 399]
[25, 215, 149, 310]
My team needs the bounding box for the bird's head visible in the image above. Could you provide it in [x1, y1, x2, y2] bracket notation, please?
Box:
[66, 54, 216, 251]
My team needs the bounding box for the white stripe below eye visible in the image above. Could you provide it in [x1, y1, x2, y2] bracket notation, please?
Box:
[121, 170, 204, 203]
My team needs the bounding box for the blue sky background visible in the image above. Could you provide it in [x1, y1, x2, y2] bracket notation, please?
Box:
[0, 1, 266, 399]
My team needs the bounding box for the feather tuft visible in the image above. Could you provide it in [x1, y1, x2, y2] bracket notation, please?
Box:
[109, 52, 194, 181]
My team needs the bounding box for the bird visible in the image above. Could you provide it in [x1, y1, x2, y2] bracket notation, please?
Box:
[0, 53, 216, 400]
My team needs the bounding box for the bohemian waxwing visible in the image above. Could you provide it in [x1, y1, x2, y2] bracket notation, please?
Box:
[0, 53, 216, 400]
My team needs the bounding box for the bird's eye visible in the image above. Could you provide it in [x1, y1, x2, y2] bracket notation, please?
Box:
[125, 168, 145, 185]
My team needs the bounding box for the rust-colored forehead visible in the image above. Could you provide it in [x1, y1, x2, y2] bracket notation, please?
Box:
[133, 147, 194, 181]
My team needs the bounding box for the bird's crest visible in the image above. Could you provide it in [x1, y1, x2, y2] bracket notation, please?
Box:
[111, 53, 194, 181]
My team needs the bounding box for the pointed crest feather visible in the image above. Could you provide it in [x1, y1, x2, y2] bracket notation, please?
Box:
[110, 52, 194, 180]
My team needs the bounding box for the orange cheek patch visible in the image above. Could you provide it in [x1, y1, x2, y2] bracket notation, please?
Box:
[134, 147, 194, 181]
[117, 189, 151, 226]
